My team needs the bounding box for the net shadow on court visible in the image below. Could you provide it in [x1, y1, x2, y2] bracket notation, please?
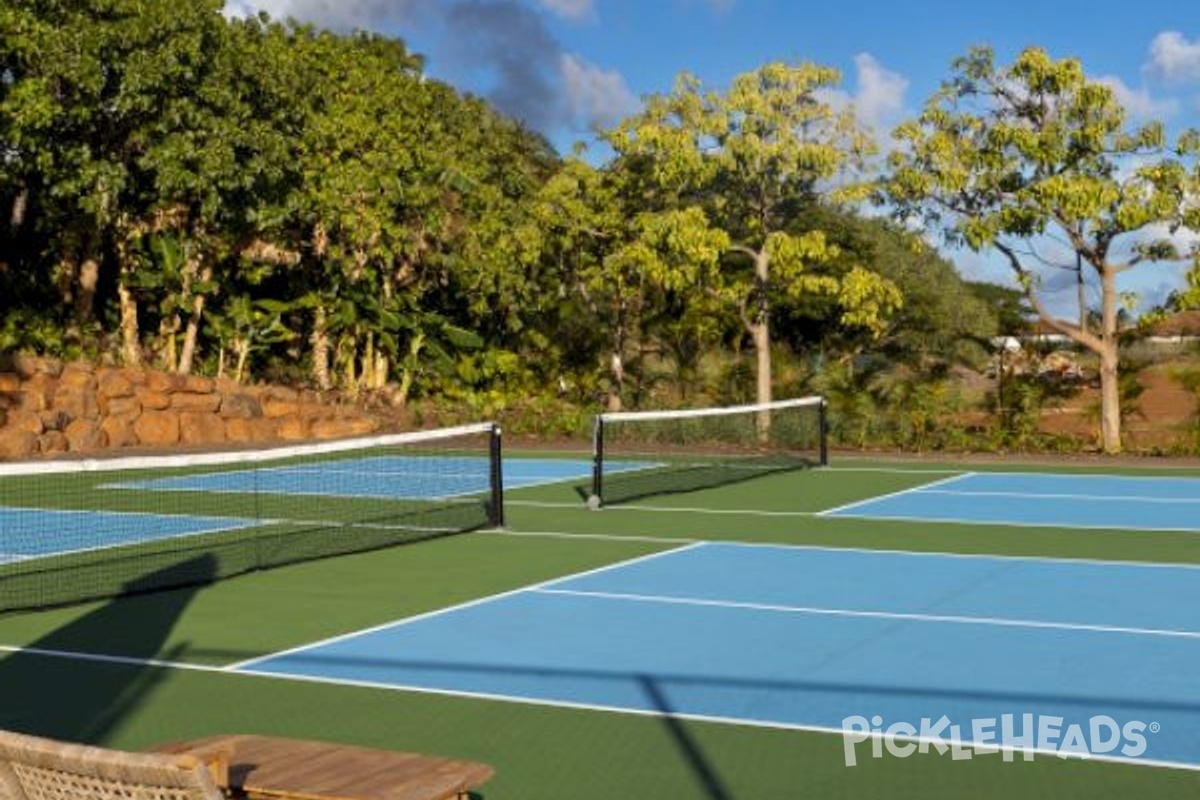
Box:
[0, 554, 216, 742]
[591, 454, 823, 507]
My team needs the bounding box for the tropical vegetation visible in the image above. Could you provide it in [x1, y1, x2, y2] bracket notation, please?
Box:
[3, 0, 1199, 452]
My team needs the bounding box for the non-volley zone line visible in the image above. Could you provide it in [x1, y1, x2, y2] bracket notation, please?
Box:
[822, 471, 1200, 532]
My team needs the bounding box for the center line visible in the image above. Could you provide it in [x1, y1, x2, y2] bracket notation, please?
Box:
[533, 587, 1200, 640]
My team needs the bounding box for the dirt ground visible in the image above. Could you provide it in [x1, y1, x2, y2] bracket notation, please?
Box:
[1037, 362, 1198, 452]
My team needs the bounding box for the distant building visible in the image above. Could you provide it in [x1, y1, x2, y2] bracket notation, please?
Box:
[1144, 310, 1200, 343]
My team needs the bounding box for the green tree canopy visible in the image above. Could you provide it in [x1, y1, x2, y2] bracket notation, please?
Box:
[606, 63, 903, 421]
[886, 45, 1200, 452]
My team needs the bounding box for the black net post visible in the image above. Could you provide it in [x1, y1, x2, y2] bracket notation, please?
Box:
[591, 415, 605, 506]
[819, 398, 829, 466]
[489, 423, 505, 527]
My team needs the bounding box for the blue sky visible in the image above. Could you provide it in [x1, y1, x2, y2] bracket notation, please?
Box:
[223, 0, 1200, 312]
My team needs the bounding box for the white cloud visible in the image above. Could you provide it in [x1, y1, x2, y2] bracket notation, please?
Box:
[537, 0, 593, 20]
[1096, 75, 1178, 120]
[1149, 31, 1200, 83]
[560, 53, 641, 130]
[1140, 222, 1200, 254]
[815, 52, 908, 139]
[222, 0, 424, 31]
[851, 53, 909, 132]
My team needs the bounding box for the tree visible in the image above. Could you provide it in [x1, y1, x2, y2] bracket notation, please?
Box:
[779, 207, 1001, 368]
[886, 46, 1200, 453]
[528, 157, 729, 409]
[606, 64, 902, 425]
[0, 0, 252, 367]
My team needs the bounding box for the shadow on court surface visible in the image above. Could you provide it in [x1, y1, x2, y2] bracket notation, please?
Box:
[0, 555, 216, 743]
[639, 675, 735, 800]
[594, 457, 816, 507]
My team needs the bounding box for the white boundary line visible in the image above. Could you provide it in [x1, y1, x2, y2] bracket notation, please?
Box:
[2, 642, 1197, 774]
[226, 541, 704, 670]
[823, 510, 1200, 534]
[829, 459, 1200, 476]
[196, 664, 1200, 774]
[485, 530, 1200, 572]
[507, 499, 822, 517]
[824, 466, 972, 475]
[532, 587, 1200, 640]
[0, 644, 229, 672]
[489, 529, 699, 545]
[930, 468, 1200, 484]
[816, 472, 975, 516]
[920, 488, 1200, 505]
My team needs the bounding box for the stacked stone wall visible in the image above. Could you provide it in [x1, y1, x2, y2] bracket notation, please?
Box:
[0, 358, 381, 460]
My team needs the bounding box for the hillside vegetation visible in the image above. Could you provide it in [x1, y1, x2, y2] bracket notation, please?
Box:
[3, 1, 1199, 454]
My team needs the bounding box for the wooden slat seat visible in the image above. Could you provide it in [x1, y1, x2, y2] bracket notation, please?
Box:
[0, 730, 493, 800]
[150, 735, 493, 800]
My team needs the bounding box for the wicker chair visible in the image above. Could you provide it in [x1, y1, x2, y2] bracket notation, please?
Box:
[0, 729, 224, 800]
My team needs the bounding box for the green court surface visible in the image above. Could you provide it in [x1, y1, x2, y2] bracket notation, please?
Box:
[2, 451, 1200, 799]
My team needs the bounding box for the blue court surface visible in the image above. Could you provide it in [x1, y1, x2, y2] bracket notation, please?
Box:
[112, 457, 641, 500]
[237, 541, 1200, 767]
[822, 471, 1200, 532]
[0, 507, 257, 563]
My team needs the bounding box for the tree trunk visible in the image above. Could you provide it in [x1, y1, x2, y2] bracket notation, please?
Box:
[342, 334, 357, 392]
[234, 340, 250, 382]
[605, 301, 628, 412]
[77, 258, 99, 325]
[752, 319, 771, 440]
[177, 264, 211, 375]
[362, 332, 377, 389]
[177, 293, 206, 375]
[159, 316, 179, 372]
[55, 253, 77, 309]
[310, 306, 331, 390]
[10, 188, 27, 228]
[373, 351, 388, 390]
[115, 234, 142, 366]
[116, 280, 141, 367]
[396, 370, 414, 406]
[751, 249, 771, 441]
[1098, 341, 1121, 453]
[1098, 268, 1122, 453]
[608, 352, 624, 412]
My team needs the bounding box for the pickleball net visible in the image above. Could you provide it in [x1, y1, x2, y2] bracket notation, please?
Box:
[590, 396, 827, 507]
[0, 422, 503, 611]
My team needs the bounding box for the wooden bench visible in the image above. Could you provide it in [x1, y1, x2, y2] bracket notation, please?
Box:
[150, 735, 493, 800]
[0, 729, 493, 800]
